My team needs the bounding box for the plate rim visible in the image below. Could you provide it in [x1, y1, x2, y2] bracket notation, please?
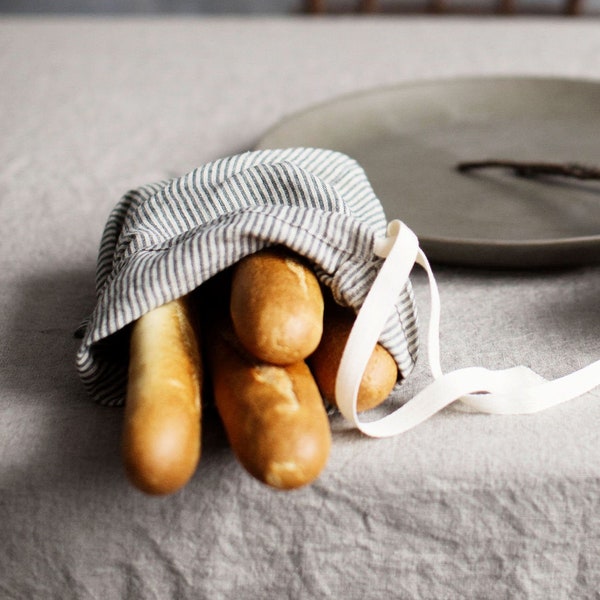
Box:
[257, 74, 600, 153]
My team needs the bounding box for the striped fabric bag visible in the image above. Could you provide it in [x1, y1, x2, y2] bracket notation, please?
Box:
[76, 147, 419, 409]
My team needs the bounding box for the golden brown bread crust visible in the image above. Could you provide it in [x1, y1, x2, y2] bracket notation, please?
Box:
[230, 247, 324, 365]
[308, 301, 398, 413]
[120, 250, 397, 494]
[122, 298, 202, 495]
[208, 324, 331, 490]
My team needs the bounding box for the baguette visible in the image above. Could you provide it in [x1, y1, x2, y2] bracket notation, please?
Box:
[309, 302, 398, 413]
[229, 247, 324, 365]
[208, 323, 331, 490]
[122, 298, 202, 495]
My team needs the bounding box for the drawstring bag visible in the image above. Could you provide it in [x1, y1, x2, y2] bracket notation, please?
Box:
[76, 147, 600, 436]
[76, 148, 418, 407]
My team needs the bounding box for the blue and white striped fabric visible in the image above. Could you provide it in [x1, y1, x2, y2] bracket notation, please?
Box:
[76, 147, 419, 406]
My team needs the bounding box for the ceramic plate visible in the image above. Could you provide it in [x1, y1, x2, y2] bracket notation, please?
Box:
[256, 77, 600, 268]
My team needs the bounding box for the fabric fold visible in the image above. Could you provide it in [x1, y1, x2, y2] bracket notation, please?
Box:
[76, 147, 419, 406]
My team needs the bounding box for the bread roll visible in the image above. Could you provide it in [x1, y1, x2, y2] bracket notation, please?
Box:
[123, 297, 202, 495]
[229, 247, 324, 365]
[208, 324, 331, 490]
[309, 302, 398, 413]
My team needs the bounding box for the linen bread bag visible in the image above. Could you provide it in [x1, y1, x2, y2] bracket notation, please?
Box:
[76, 147, 418, 407]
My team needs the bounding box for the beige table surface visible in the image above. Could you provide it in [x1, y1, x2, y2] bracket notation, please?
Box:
[1, 16, 599, 600]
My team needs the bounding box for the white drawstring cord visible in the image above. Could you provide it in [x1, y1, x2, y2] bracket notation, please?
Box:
[335, 220, 600, 438]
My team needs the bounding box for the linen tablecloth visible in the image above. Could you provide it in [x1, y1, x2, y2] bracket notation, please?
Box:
[1, 16, 599, 599]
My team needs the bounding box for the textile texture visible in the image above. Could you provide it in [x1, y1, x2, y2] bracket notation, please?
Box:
[76, 147, 418, 405]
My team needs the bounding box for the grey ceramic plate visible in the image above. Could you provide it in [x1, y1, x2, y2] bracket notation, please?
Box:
[256, 77, 600, 268]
